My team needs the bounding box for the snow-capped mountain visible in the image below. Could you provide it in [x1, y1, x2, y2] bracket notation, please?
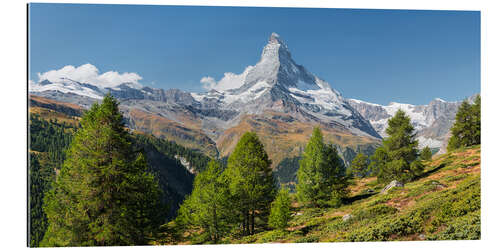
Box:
[190, 33, 380, 139]
[30, 33, 381, 140]
[347, 97, 474, 149]
[30, 33, 386, 169]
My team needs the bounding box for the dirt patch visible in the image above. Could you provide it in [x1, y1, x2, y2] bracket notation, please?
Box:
[349, 177, 377, 195]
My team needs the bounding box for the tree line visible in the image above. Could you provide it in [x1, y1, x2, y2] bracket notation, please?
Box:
[176, 126, 351, 243]
[35, 94, 481, 246]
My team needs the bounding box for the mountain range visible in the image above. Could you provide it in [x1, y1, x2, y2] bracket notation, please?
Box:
[29, 33, 475, 178]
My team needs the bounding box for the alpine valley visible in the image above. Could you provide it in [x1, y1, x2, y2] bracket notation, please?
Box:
[29, 33, 473, 186]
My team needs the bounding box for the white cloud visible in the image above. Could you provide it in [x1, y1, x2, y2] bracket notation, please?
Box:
[200, 66, 254, 91]
[36, 63, 143, 89]
[200, 76, 217, 90]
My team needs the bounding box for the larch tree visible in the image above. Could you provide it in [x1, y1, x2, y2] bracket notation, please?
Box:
[297, 127, 349, 208]
[268, 186, 292, 230]
[176, 160, 233, 243]
[377, 110, 423, 184]
[350, 152, 369, 178]
[225, 132, 276, 235]
[41, 94, 164, 247]
[448, 95, 481, 151]
[420, 146, 433, 161]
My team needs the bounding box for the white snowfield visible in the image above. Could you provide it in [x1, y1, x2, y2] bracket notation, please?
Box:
[29, 78, 103, 99]
[347, 98, 457, 149]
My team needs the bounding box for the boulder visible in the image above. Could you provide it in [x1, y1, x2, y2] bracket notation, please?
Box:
[381, 180, 404, 194]
[342, 214, 353, 222]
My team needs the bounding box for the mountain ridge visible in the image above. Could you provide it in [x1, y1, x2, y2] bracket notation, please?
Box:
[29, 32, 474, 169]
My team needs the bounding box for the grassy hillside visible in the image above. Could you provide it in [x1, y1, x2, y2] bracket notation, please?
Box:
[161, 145, 480, 244]
[127, 108, 219, 158]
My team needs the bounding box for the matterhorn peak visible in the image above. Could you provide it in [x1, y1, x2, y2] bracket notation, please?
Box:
[268, 32, 283, 44]
[260, 32, 291, 62]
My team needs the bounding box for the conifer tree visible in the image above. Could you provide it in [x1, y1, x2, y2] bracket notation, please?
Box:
[176, 160, 233, 243]
[225, 132, 276, 235]
[323, 144, 349, 207]
[41, 94, 163, 247]
[297, 127, 348, 207]
[420, 146, 432, 161]
[368, 147, 388, 177]
[350, 152, 369, 178]
[377, 110, 423, 184]
[448, 96, 481, 151]
[268, 186, 292, 230]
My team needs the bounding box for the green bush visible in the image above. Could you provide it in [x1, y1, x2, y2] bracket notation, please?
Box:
[428, 211, 480, 240]
[294, 234, 319, 243]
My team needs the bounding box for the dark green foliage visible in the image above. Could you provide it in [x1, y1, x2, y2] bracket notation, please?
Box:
[176, 160, 234, 243]
[350, 204, 398, 223]
[268, 186, 292, 230]
[133, 133, 211, 173]
[376, 110, 423, 183]
[350, 152, 369, 178]
[448, 96, 481, 151]
[225, 132, 276, 235]
[420, 146, 433, 161]
[368, 146, 388, 177]
[29, 114, 75, 247]
[29, 153, 53, 247]
[274, 156, 301, 186]
[29, 113, 75, 165]
[297, 127, 349, 207]
[41, 95, 164, 246]
[324, 144, 350, 208]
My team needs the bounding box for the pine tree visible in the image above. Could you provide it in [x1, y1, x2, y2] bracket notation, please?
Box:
[448, 96, 481, 151]
[268, 186, 292, 230]
[41, 94, 164, 246]
[471, 95, 481, 145]
[368, 147, 388, 177]
[297, 127, 348, 207]
[225, 132, 276, 235]
[350, 152, 369, 178]
[377, 110, 423, 184]
[323, 144, 349, 208]
[297, 127, 325, 207]
[420, 146, 432, 161]
[176, 160, 233, 243]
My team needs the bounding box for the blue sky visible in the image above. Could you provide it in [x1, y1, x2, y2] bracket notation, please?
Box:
[29, 4, 480, 105]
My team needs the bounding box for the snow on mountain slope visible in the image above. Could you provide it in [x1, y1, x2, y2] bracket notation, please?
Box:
[29, 78, 103, 99]
[347, 97, 466, 149]
[192, 33, 379, 138]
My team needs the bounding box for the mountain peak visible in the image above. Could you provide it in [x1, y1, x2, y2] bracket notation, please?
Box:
[268, 32, 282, 43]
[261, 32, 290, 62]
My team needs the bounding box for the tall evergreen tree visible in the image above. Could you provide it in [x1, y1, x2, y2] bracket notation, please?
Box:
[420, 146, 433, 161]
[225, 132, 276, 235]
[268, 186, 292, 230]
[377, 110, 423, 183]
[41, 94, 164, 247]
[176, 160, 233, 243]
[297, 127, 348, 207]
[368, 147, 388, 177]
[350, 152, 369, 178]
[448, 96, 481, 151]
